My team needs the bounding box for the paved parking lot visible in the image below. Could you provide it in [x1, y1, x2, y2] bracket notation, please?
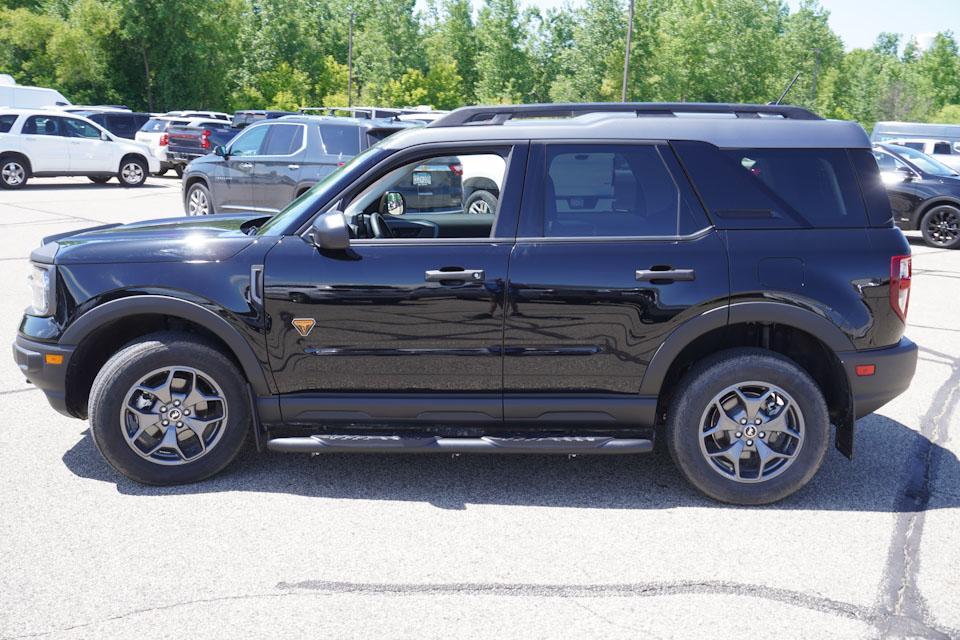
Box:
[0, 177, 958, 639]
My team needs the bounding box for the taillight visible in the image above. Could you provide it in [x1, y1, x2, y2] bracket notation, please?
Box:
[159, 133, 168, 146]
[200, 129, 212, 150]
[449, 163, 463, 176]
[890, 255, 911, 322]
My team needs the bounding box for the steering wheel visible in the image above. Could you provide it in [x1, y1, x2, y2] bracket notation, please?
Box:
[368, 212, 394, 239]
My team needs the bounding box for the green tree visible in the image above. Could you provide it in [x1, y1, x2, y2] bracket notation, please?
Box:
[549, 0, 625, 102]
[917, 32, 960, 110]
[475, 0, 530, 103]
[778, 0, 843, 108]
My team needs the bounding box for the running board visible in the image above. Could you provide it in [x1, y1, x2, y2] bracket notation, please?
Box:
[266, 434, 653, 455]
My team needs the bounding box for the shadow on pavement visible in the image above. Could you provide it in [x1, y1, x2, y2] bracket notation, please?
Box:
[17, 182, 168, 191]
[62, 413, 958, 512]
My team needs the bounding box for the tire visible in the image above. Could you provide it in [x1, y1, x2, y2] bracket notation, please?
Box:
[155, 167, 169, 177]
[920, 204, 960, 249]
[174, 165, 184, 179]
[464, 189, 498, 215]
[88, 332, 249, 485]
[185, 182, 214, 215]
[666, 348, 830, 505]
[0, 155, 29, 189]
[117, 156, 148, 187]
[89, 176, 112, 184]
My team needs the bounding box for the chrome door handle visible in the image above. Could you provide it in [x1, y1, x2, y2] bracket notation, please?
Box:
[425, 269, 485, 282]
[635, 268, 696, 282]
[238, 162, 254, 169]
[288, 164, 300, 170]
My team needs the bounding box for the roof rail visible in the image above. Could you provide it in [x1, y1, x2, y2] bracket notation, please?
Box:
[298, 106, 450, 121]
[427, 102, 823, 127]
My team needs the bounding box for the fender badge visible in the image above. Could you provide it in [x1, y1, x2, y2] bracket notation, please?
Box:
[291, 318, 316, 337]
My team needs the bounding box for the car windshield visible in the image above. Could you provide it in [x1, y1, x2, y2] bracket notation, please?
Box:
[888, 144, 959, 177]
[257, 144, 389, 236]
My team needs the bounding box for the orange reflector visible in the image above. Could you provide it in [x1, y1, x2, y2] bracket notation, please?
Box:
[44, 354, 64, 365]
[855, 364, 875, 377]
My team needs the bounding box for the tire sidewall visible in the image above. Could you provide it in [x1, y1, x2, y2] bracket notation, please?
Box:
[185, 183, 213, 215]
[0, 156, 28, 189]
[464, 189, 498, 215]
[118, 157, 148, 187]
[89, 336, 249, 485]
[920, 206, 960, 249]
[667, 349, 830, 505]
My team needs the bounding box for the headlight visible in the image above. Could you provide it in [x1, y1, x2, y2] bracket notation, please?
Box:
[28, 264, 55, 316]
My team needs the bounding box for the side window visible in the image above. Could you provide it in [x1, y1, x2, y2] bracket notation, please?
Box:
[933, 142, 951, 155]
[723, 148, 867, 227]
[261, 124, 304, 156]
[0, 114, 16, 133]
[902, 142, 924, 151]
[542, 144, 684, 237]
[228, 124, 269, 156]
[872, 150, 899, 172]
[344, 152, 507, 239]
[318, 124, 360, 156]
[63, 118, 102, 139]
[23, 115, 62, 136]
[106, 114, 134, 136]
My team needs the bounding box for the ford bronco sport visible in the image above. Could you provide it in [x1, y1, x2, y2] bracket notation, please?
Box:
[13, 103, 918, 504]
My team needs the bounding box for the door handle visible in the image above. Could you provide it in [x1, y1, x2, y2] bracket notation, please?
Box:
[425, 269, 485, 282]
[635, 268, 696, 282]
[288, 164, 300, 170]
[238, 162, 254, 169]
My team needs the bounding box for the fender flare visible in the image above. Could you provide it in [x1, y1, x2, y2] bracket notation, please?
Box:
[638, 301, 854, 395]
[60, 295, 272, 396]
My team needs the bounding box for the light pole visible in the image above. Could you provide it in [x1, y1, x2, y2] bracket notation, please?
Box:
[621, 0, 635, 102]
[347, 11, 355, 107]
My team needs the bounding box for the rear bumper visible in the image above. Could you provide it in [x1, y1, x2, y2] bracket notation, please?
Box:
[168, 151, 201, 165]
[840, 337, 918, 418]
[12, 335, 74, 417]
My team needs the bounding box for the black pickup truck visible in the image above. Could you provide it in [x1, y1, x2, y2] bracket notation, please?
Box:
[166, 121, 237, 170]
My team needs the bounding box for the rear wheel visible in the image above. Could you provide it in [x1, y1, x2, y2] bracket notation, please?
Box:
[920, 205, 960, 249]
[174, 165, 184, 179]
[464, 189, 498, 215]
[89, 176, 111, 184]
[118, 157, 148, 187]
[88, 333, 249, 485]
[666, 348, 829, 505]
[185, 182, 214, 215]
[0, 155, 29, 189]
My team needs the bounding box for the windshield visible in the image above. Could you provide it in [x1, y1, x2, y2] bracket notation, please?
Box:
[889, 144, 959, 177]
[257, 144, 389, 236]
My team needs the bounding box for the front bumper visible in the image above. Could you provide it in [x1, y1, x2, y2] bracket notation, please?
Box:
[12, 335, 75, 417]
[840, 337, 918, 418]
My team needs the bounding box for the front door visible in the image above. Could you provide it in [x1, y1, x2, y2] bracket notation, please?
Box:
[216, 123, 269, 211]
[262, 143, 526, 425]
[62, 117, 113, 172]
[503, 142, 729, 422]
[249, 122, 306, 212]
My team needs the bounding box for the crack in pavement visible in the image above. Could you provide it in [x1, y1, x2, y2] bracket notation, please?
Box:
[875, 344, 960, 640]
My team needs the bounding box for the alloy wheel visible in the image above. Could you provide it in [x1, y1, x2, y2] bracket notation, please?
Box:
[121, 162, 144, 185]
[120, 366, 229, 465]
[188, 188, 209, 215]
[698, 381, 805, 483]
[924, 206, 960, 247]
[2, 161, 25, 186]
[467, 199, 491, 215]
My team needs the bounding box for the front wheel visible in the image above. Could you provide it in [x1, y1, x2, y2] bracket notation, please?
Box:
[118, 157, 148, 187]
[88, 333, 250, 485]
[920, 205, 960, 249]
[185, 182, 214, 215]
[666, 348, 829, 505]
[464, 189, 498, 215]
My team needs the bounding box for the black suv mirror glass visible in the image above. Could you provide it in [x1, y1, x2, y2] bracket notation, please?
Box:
[214, 145, 227, 158]
[307, 211, 350, 250]
[381, 191, 405, 216]
[896, 166, 915, 182]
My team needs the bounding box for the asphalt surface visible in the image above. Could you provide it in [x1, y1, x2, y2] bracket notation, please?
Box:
[0, 176, 958, 639]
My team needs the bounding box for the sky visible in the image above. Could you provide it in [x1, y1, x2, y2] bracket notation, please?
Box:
[427, 0, 960, 52]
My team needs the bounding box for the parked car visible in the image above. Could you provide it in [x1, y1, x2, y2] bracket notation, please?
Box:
[14, 102, 917, 505]
[232, 110, 295, 129]
[163, 110, 231, 122]
[873, 121, 960, 149]
[165, 120, 237, 170]
[135, 116, 224, 177]
[77, 111, 151, 140]
[0, 76, 70, 108]
[873, 142, 960, 248]
[883, 138, 960, 172]
[182, 114, 415, 215]
[0, 108, 159, 188]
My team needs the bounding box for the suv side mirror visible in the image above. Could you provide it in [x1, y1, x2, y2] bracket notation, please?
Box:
[896, 166, 916, 182]
[306, 210, 350, 250]
[380, 191, 405, 216]
[100, 131, 111, 142]
[214, 145, 228, 158]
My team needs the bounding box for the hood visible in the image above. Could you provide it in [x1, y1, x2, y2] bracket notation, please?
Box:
[40, 213, 272, 264]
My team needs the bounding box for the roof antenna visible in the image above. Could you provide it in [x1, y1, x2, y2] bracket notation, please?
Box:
[773, 72, 801, 105]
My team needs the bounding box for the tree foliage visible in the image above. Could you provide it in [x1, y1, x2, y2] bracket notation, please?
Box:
[0, 0, 958, 131]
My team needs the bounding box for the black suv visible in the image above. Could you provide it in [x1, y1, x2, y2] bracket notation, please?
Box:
[181, 115, 414, 216]
[14, 103, 917, 504]
[873, 143, 960, 249]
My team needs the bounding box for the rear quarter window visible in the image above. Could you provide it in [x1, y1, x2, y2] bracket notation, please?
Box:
[318, 124, 360, 156]
[0, 114, 17, 133]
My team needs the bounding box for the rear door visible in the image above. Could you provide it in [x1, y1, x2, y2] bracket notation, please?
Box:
[300, 123, 361, 187]
[249, 122, 307, 212]
[503, 141, 728, 420]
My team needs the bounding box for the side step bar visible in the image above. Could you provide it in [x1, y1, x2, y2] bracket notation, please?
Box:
[266, 434, 653, 455]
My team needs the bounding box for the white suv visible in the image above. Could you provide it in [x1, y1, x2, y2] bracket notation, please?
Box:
[0, 109, 159, 189]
